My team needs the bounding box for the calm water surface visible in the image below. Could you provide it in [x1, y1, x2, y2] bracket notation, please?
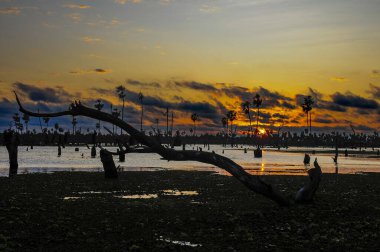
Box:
[0, 145, 379, 177]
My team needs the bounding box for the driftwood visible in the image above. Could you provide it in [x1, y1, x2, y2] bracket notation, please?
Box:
[295, 158, 322, 203]
[4, 130, 20, 177]
[15, 94, 322, 206]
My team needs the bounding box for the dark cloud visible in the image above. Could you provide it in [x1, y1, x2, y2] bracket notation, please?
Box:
[13, 82, 72, 104]
[272, 113, 289, 120]
[94, 68, 107, 73]
[296, 89, 347, 112]
[331, 92, 379, 109]
[367, 83, 380, 99]
[174, 81, 218, 92]
[220, 86, 250, 101]
[127, 79, 161, 88]
[372, 70, 380, 76]
[281, 101, 296, 109]
[314, 118, 333, 124]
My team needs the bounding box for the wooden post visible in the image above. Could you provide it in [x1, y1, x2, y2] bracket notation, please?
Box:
[100, 149, 118, 179]
[4, 130, 20, 177]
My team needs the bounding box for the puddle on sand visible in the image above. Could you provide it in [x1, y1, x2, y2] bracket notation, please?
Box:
[63, 196, 81, 200]
[78, 191, 126, 194]
[162, 190, 199, 196]
[158, 236, 202, 248]
[115, 194, 158, 199]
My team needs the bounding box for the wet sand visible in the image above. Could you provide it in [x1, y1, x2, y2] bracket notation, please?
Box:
[0, 171, 379, 251]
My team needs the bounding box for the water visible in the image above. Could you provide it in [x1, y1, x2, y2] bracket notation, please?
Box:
[0, 145, 379, 177]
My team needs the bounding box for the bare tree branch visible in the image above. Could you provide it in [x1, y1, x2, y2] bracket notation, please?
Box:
[15, 92, 295, 206]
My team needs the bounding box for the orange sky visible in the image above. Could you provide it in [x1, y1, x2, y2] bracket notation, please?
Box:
[0, 0, 379, 132]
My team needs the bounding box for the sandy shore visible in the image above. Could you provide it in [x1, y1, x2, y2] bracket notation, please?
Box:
[0, 171, 379, 251]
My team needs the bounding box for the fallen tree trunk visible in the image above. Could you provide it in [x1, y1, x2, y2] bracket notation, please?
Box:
[15, 94, 321, 206]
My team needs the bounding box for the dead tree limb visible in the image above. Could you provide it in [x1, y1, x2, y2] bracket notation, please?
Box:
[295, 158, 322, 203]
[14, 94, 318, 206]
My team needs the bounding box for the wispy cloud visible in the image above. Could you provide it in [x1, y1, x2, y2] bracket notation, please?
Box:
[367, 83, 380, 100]
[0, 7, 20, 15]
[69, 68, 112, 75]
[331, 77, 347, 82]
[372, 69, 380, 77]
[64, 4, 91, 9]
[81, 36, 101, 43]
[114, 0, 142, 4]
[67, 13, 82, 22]
[200, 4, 219, 13]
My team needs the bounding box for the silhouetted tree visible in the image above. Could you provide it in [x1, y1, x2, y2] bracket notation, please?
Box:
[94, 99, 104, 134]
[138, 92, 144, 132]
[253, 94, 263, 133]
[116, 85, 126, 135]
[12, 113, 21, 132]
[242, 101, 252, 136]
[301, 96, 314, 134]
[191, 113, 199, 136]
[22, 113, 30, 132]
[71, 116, 77, 135]
[43, 117, 50, 130]
[221, 116, 228, 133]
[226, 110, 237, 134]
[111, 107, 121, 135]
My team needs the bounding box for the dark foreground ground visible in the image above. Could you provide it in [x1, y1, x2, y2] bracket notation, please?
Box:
[0, 171, 379, 251]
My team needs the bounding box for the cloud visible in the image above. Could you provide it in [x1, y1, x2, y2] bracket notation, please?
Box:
[174, 81, 218, 92]
[331, 92, 379, 109]
[67, 13, 82, 22]
[81, 36, 101, 43]
[127, 79, 161, 88]
[200, 4, 219, 13]
[0, 7, 20, 15]
[13, 82, 72, 104]
[372, 70, 380, 77]
[367, 83, 380, 99]
[295, 88, 347, 113]
[64, 4, 91, 9]
[314, 117, 334, 124]
[114, 0, 141, 4]
[69, 68, 112, 75]
[331, 77, 347, 82]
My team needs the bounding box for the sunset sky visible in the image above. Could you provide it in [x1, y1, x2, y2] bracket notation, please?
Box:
[0, 0, 379, 133]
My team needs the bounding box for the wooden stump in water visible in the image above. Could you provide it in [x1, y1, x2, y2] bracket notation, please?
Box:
[254, 148, 262, 158]
[99, 149, 118, 179]
[118, 151, 125, 162]
[4, 130, 20, 177]
[303, 153, 310, 164]
[91, 146, 96, 158]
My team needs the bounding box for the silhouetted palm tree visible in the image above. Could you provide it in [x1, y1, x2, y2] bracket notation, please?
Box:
[138, 92, 144, 132]
[94, 99, 104, 134]
[301, 96, 314, 134]
[116, 85, 126, 134]
[22, 113, 30, 132]
[253, 94, 262, 133]
[191, 113, 199, 136]
[111, 107, 120, 135]
[71, 117, 77, 135]
[43, 117, 50, 130]
[226, 110, 237, 134]
[221, 117, 228, 133]
[242, 101, 252, 136]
